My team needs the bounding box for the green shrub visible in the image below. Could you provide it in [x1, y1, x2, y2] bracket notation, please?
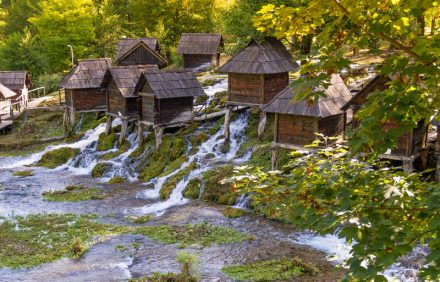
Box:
[36, 73, 63, 93]
[37, 147, 80, 168]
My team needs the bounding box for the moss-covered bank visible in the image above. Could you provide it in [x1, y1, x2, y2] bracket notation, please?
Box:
[36, 147, 80, 168]
[42, 185, 107, 202]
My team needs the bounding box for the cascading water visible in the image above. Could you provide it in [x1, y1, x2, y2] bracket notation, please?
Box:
[138, 111, 250, 216]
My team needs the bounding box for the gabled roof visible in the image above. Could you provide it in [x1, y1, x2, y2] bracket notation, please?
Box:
[104, 65, 159, 98]
[116, 38, 160, 60]
[0, 71, 31, 91]
[341, 74, 392, 111]
[218, 37, 299, 74]
[0, 83, 17, 99]
[115, 38, 167, 66]
[59, 58, 112, 89]
[177, 33, 224, 55]
[138, 71, 205, 99]
[264, 74, 352, 118]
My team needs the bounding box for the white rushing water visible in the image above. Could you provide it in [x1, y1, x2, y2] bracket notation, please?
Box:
[139, 111, 250, 216]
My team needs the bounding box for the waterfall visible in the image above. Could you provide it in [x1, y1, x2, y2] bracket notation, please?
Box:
[139, 111, 251, 216]
[233, 194, 252, 209]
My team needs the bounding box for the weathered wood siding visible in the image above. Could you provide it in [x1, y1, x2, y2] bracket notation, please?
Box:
[126, 97, 138, 116]
[140, 95, 156, 123]
[276, 114, 317, 145]
[229, 73, 263, 104]
[158, 97, 193, 125]
[318, 114, 345, 137]
[107, 80, 126, 115]
[118, 46, 163, 66]
[67, 88, 106, 111]
[411, 121, 428, 155]
[65, 90, 74, 107]
[183, 54, 214, 69]
[263, 73, 289, 104]
[382, 120, 427, 156]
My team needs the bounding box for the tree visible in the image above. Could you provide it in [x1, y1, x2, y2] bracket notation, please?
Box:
[29, 0, 96, 73]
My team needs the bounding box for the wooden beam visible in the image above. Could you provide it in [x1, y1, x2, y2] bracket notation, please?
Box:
[154, 126, 163, 150]
[119, 119, 129, 145]
[137, 122, 144, 146]
[105, 116, 113, 135]
[224, 106, 232, 143]
[271, 146, 279, 171]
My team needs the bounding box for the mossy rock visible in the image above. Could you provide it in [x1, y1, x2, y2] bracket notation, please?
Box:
[200, 78, 222, 87]
[183, 178, 202, 199]
[91, 163, 111, 178]
[42, 185, 107, 202]
[108, 176, 126, 184]
[100, 142, 131, 161]
[126, 214, 153, 224]
[222, 207, 248, 218]
[97, 132, 116, 151]
[160, 163, 197, 200]
[201, 164, 236, 204]
[219, 141, 230, 154]
[37, 147, 80, 169]
[12, 170, 34, 177]
[195, 94, 209, 105]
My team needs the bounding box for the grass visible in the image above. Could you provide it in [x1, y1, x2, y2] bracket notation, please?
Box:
[0, 213, 128, 268]
[126, 215, 153, 224]
[182, 178, 202, 199]
[100, 141, 131, 160]
[108, 176, 127, 184]
[133, 222, 251, 248]
[222, 257, 319, 282]
[222, 207, 247, 218]
[97, 132, 116, 151]
[42, 185, 107, 202]
[91, 162, 110, 178]
[36, 147, 80, 169]
[160, 163, 197, 200]
[12, 170, 34, 177]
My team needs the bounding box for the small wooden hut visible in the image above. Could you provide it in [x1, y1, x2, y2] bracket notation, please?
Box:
[101, 65, 159, 143]
[0, 71, 32, 100]
[218, 37, 298, 140]
[59, 58, 112, 125]
[136, 71, 205, 148]
[341, 74, 429, 172]
[177, 33, 224, 70]
[264, 74, 351, 169]
[115, 38, 167, 68]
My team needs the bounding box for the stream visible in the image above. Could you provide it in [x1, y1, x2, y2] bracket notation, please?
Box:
[0, 79, 423, 281]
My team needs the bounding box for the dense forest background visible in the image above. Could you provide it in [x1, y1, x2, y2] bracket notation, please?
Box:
[0, 0, 293, 90]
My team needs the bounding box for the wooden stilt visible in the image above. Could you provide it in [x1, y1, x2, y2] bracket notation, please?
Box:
[403, 159, 414, 174]
[105, 116, 113, 135]
[137, 122, 144, 146]
[119, 119, 129, 145]
[420, 148, 429, 170]
[258, 110, 267, 141]
[63, 107, 69, 135]
[154, 126, 163, 150]
[69, 108, 76, 127]
[272, 146, 279, 171]
[224, 106, 232, 143]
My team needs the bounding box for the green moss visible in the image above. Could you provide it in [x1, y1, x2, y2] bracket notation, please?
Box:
[108, 176, 127, 184]
[138, 138, 173, 181]
[130, 273, 197, 282]
[161, 155, 189, 176]
[195, 94, 209, 105]
[134, 222, 250, 248]
[182, 178, 202, 199]
[97, 132, 116, 151]
[188, 131, 209, 149]
[222, 207, 247, 218]
[12, 170, 34, 177]
[205, 91, 228, 114]
[160, 163, 197, 200]
[91, 162, 110, 178]
[219, 142, 230, 154]
[115, 244, 129, 252]
[42, 185, 107, 202]
[126, 214, 153, 224]
[170, 137, 186, 160]
[100, 142, 131, 161]
[79, 113, 107, 132]
[200, 164, 236, 205]
[222, 257, 319, 281]
[37, 147, 80, 169]
[0, 214, 128, 268]
[200, 78, 222, 87]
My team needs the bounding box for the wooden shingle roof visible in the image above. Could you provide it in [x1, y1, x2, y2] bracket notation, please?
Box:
[177, 33, 224, 55]
[264, 74, 352, 118]
[59, 58, 112, 89]
[0, 83, 16, 99]
[104, 65, 159, 97]
[138, 71, 205, 99]
[218, 37, 298, 74]
[116, 38, 160, 60]
[0, 71, 31, 91]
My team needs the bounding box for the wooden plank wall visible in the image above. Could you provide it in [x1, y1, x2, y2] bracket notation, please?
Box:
[71, 88, 106, 111]
[229, 73, 263, 104]
[263, 73, 289, 104]
[107, 80, 126, 115]
[318, 114, 345, 137]
[118, 46, 163, 66]
[159, 97, 193, 125]
[65, 90, 73, 107]
[411, 120, 428, 154]
[140, 95, 156, 123]
[277, 114, 317, 145]
[183, 54, 213, 68]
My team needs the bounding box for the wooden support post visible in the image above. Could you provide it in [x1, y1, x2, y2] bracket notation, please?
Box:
[420, 148, 429, 170]
[154, 126, 163, 150]
[119, 119, 129, 145]
[137, 122, 144, 146]
[69, 107, 76, 127]
[272, 146, 279, 171]
[403, 159, 414, 175]
[224, 106, 232, 143]
[258, 110, 267, 141]
[63, 107, 69, 135]
[105, 116, 113, 135]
